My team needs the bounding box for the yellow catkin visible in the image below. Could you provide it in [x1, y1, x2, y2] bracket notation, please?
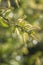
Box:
[8, 0, 11, 8]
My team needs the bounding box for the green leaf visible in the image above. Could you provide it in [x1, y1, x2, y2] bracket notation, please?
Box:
[0, 17, 9, 27]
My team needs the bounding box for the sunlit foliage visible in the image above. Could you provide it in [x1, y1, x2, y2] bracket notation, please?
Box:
[0, 0, 43, 65]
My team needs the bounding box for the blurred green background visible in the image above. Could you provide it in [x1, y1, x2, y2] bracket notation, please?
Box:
[0, 0, 43, 65]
